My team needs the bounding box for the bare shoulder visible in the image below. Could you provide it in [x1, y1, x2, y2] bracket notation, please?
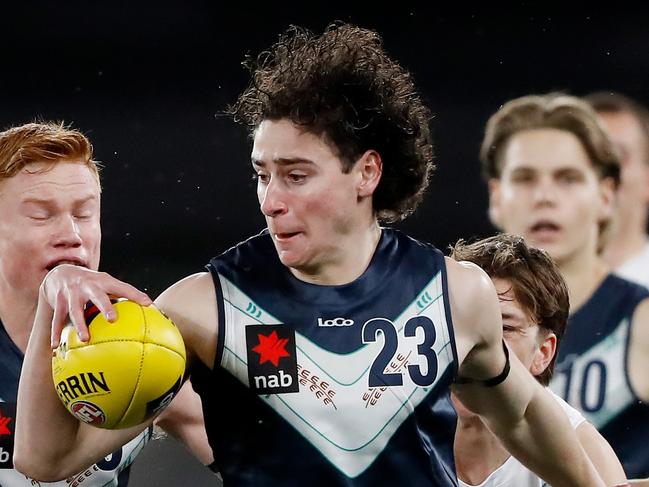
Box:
[445, 256, 495, 301]
[155, 272, 218, 371]
[444, 258, 500, 335]
[444, 256, 502, 364]
[628, 296, 649, 401]
[630, 297, 649, 339]
[629, 296, 649, 354]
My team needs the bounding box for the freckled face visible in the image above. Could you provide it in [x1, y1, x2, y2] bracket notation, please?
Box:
[0, 161, 101, 300]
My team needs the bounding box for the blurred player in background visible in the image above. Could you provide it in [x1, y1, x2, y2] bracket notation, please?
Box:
[586, 91, 649, 289]
[481, 93, 649, 479]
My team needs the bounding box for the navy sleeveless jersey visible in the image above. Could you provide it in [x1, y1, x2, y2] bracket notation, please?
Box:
[550, 274, 649, 478]
[0, 320, 151, 485]
[193, 228, 460, 486]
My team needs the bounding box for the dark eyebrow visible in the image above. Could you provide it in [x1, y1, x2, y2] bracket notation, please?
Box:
[509, 166, 535, 173]
[251, 157, 315, 167]
[555, 167, 583, 176]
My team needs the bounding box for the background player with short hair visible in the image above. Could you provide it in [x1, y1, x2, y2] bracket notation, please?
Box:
[481, 92, 649, 479]
[586, 91, 649, 289]
[451, 234, 626, 487]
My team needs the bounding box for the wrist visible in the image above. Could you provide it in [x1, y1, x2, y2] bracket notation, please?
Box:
[39, 267, 57, 301]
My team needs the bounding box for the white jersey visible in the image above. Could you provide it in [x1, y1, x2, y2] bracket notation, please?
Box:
[0, 427, 152, 487]
[458, 390, 585, 487]
[614, 241, 649, 290]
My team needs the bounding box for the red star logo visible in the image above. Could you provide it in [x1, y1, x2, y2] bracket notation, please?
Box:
[0, 410, 12, 436]
[252, 330, 290, 366]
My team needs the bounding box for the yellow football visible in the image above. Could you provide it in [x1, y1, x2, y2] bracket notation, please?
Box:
[52, 300, 186, 429]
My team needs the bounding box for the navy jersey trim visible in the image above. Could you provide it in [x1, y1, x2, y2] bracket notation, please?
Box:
[573, 274, 649, 405]
[0, 321, 23, 360]
[116, 467, 131, 485]
[200, 229, 460, 485]
[437, 250, 459, 380]
[206, 263, 226, 368]
[0, 319, 25, 402]
[624, 302, 645, 404]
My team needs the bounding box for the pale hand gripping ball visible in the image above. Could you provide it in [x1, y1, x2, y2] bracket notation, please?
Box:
[52, 300, 186, 429]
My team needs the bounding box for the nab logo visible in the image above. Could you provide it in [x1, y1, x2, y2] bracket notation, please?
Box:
[0, 446, 9, 465]
[0, 409, 11, 436]
[246, 325, 299, 395]
[317, 317, 354, 327]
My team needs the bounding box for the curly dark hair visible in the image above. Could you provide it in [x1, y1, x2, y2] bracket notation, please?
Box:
[229, 22, 434, 222]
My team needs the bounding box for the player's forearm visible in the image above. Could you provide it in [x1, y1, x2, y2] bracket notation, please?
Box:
[154, 381, 215, 465]
[453, 344, 534, 434]
[629, 479, 649, 486]
[577, 422, 627, 486]
[14, 296, 83, 480]
[494, 383, 605, 487]
[457, 356, 605, 487]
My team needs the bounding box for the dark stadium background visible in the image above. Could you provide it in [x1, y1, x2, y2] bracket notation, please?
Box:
[4, 4, 649, 485]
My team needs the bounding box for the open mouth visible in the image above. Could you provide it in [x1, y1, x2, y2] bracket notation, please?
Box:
[530, 221, 560, 233]
[275, 232, 300, 240]
[528, 221, 562, 242]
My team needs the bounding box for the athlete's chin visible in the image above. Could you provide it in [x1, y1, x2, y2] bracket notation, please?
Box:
[276, 249, 309, 269]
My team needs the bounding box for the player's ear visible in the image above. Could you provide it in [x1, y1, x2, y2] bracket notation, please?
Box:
[597, 176, 616, 223]
[643, 163, 649, 204]
[488, 178, 503, 228]
[531, 331, 556, 377]
[356, 150, 382, 198]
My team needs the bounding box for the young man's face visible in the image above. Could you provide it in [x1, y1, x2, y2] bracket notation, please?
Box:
[597, 110, 649, 229]
[251, 118, 369, 274]
[489, 128, 614, 265]
[492, 277, 550, 374]
[0, 161, 101, 302]
[452, 276, 554, 419]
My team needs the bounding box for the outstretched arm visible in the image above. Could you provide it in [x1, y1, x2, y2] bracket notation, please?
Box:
[576, 421, 627, 486]
[14, 265, 154, 481]
[152, 271, 219, 464]
[629, 479, 649, 486]
[447, 258, 604, 487]
[629, 298, 649, 403]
